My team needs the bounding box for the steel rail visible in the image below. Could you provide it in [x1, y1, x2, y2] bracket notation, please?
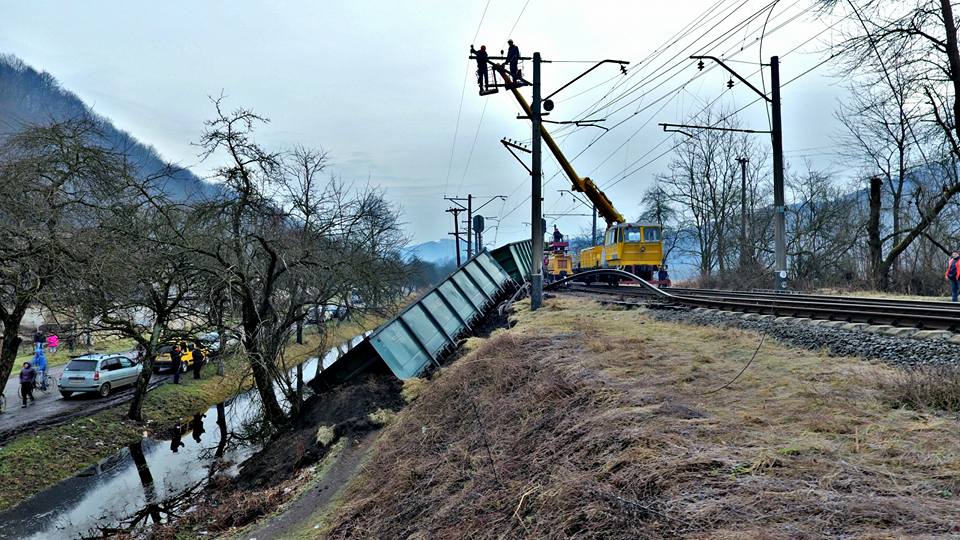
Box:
[545, 271, 960, 331]
[663, 286, 960, 311]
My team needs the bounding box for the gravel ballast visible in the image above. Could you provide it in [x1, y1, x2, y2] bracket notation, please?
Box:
[646, 305, 960, 367]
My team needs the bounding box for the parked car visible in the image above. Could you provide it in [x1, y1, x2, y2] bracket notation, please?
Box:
[59, 354, 141, 398]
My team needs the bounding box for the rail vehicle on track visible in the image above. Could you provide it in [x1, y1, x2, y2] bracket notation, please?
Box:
[492, 63, 667, 284]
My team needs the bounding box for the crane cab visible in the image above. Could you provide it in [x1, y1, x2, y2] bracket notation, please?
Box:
[577, 223, 665, 283]
[545, 238, 574, 283]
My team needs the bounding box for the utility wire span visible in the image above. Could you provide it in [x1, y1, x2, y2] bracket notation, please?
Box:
[606, 44, 839, 191]
[506, 0, 530, 39]
[445, 0, 494, 198]
[495, 0, 829, 225]
[457, 99, 489, 196]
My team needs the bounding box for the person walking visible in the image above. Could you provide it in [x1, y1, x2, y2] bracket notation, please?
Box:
[192, 344, 205, 380]
[33, 329, 44, 347]
[472, 45, 489, 91]
[171, 344, 183, 384]
[505, 39, 520, 83]
[46, 333, 59, 355]
[19, 362, 36, 408]
[657, 266, 670, 288]
[32, 347, 47, 390]
[946, 251, 960, 302]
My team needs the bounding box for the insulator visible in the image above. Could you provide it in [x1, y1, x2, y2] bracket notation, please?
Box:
[727, 78, 735, 89]
[697, 60, 705, 71]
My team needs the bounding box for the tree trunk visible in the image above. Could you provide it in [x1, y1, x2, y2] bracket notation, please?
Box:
[941, 0, 960, 147]
[128, 320, 163, 422]
[0, 303, 28, 388]
[249, 351, 287, 428]
[868, 176, 886, 289]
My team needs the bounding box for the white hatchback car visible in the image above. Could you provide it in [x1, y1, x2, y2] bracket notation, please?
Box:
[58, 354, 141, 398]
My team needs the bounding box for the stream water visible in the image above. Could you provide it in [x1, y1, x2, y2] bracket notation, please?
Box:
[0, 334, 368, 539]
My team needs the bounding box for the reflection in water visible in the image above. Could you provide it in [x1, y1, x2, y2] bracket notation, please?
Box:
[215, 403, 227, 458]
[190, 413, 206, 444]
[169, 424, 185, 453]
[0, 335, 368, 539]
[129, 441, 162, 525]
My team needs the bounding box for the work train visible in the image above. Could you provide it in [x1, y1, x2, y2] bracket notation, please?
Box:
[544, 222, 667, 285]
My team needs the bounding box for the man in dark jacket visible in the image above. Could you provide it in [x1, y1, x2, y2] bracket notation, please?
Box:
[19, 362, 36, 408]
[505, 39, 520, 83]
[171, 345, 183, 384]
[472, 45, 489, 91]
[947, 251, 960, 302]
[192, 345, 205, 380]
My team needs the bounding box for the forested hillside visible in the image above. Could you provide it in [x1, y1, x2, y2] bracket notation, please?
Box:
[0, 54, 210, 198]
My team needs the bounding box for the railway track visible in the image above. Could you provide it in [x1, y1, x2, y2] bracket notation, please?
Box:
[562, 283, 960, 332]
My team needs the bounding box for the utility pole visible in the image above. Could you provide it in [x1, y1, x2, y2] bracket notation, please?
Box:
[770, 56, 787, 290]
[466, 194, 473, 258]
[445, 206, 465, 266]
[530, 52, 544, 311]
[445, 194, 505, 265]
[664, 54, 787, 290]
[592, 205, 598, 246]
[737, 157, 749, 268]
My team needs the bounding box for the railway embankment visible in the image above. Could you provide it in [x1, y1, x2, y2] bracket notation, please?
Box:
[232, 296, 960, 538]
[648, 306, 960, 367]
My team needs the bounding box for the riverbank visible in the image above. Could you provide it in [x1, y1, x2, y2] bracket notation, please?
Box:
[0, 319, 378, 511]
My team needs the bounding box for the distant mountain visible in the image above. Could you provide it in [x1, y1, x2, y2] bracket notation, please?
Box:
[0, 54, 211, 199]
[403, 239, 458, 265]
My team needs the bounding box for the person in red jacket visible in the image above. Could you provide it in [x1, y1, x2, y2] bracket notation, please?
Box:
[946, 251, 960, 302]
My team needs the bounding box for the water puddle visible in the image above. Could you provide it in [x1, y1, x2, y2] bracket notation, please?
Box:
[0, 333, 368, 539]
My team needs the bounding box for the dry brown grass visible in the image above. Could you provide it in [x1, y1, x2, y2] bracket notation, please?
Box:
[876, 364, 960, 413]
[322, 297, 960, 539]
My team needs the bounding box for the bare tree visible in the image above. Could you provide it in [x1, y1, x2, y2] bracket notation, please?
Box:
[68, 193, 202, 421]
[0, 119, 130, 386]
[822, 0, 960, 288]
[786, 167, 863, 286]
[658, 108, 758, 276]
[191, 98, 406, 429]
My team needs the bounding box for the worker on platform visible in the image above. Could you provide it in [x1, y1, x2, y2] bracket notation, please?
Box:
[946, 251, 960, 302]
[552, 225, 563, 244]
[505, 39, 520, 83]
[472, 45, 489, 91]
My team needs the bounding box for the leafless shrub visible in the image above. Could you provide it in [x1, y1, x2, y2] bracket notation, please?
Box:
[877, 365, 960, 413]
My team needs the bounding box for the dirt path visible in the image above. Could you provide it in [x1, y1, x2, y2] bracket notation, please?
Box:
[239, 432, 376, 540]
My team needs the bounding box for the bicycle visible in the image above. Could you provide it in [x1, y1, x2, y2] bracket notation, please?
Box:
[34, 371, 54, 393]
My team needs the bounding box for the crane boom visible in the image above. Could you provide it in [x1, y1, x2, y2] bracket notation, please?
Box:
[502, 70, 625, 226]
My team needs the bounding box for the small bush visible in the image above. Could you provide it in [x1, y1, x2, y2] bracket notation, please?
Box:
[878, 365, 960, 412]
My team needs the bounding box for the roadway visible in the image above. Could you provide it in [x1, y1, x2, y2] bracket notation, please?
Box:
[0, 355, 174, 444]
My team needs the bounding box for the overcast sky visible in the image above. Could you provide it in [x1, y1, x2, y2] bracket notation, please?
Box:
[1, 0, 851, 245]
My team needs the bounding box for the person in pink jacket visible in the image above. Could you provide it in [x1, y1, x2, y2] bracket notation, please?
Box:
[46, 334, 59, 354]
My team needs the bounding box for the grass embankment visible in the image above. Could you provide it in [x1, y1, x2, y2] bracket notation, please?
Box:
[0, 319, 378, 512]
[318, 298, 960, 538]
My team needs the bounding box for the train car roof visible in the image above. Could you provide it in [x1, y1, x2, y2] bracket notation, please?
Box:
[612, 222, 662, 228]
